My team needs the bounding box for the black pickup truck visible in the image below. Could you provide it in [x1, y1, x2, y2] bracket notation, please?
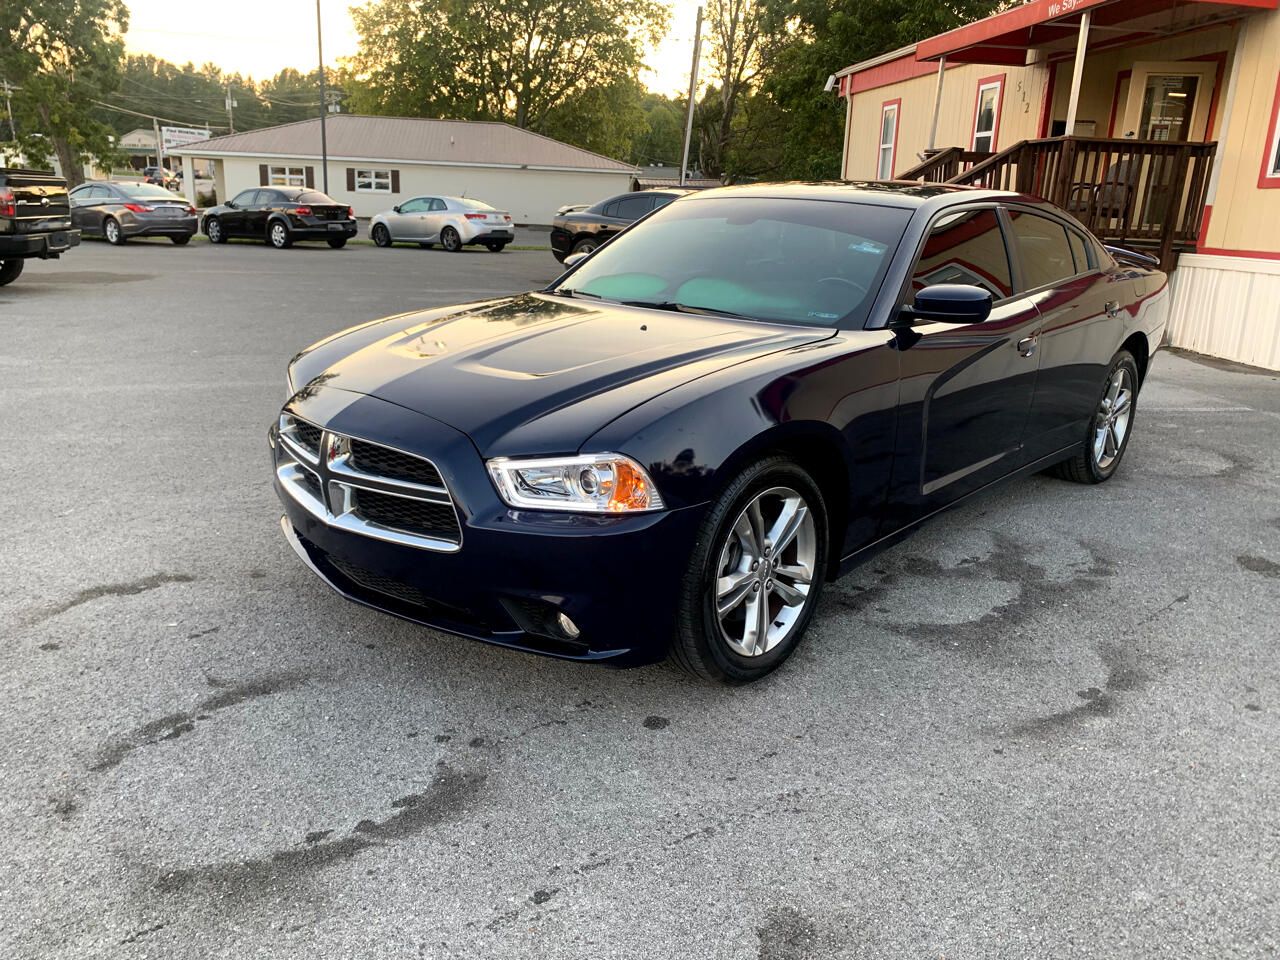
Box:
[0, 168, 81, 286]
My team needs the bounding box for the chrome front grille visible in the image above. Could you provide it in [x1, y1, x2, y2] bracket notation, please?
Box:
[275, 412, 462, 552]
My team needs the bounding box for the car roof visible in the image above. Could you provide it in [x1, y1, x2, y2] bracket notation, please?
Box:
[681, 180, 1025, 209]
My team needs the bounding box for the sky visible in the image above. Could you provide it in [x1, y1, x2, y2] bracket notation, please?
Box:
[121, 0, 705, 97]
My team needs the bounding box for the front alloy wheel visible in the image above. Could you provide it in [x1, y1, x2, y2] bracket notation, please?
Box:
[672, 457, 828, 683]
[104, 218, 125, 245]
[206, 218, 225, 243]
[371, 223, 391, 247]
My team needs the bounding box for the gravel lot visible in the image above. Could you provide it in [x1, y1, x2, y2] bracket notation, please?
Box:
[2, 239, 1278, 959]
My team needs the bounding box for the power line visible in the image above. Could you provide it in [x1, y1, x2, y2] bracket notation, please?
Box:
[90, 98, 223, 130]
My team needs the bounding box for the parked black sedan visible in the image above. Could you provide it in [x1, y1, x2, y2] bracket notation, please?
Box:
[549, 189, 691, 262]
[202, 187, 357, 248]
[69, 181, 199, 244]
[272, 182, 1168, 683]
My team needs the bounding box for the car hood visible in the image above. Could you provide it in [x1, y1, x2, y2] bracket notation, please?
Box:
[291, 293, 834, 456]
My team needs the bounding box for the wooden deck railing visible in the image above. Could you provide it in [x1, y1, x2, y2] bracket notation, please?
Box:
[897, 146, 993, 183]
[946, 136, 1216, 266]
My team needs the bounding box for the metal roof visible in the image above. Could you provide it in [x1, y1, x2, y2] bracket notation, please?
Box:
[169, 114, 636, 173]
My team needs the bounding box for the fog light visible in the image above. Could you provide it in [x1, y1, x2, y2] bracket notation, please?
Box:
[556, 612, 580, 639]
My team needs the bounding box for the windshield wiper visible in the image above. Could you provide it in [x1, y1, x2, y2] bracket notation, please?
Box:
[551, 288, 612, 302]
[622, 300, 758, 321]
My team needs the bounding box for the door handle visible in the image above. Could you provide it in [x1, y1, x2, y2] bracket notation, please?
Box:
[1105, 300, 1121, 318]
[1017, 335, 1038, 358]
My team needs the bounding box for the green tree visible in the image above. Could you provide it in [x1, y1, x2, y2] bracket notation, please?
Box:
[701, 0, 764, 178]
[630, 92, 686, 168]
[345, 0, 667, 157]
[0, 0, 129, 184]
[754, 0, 1002, 179]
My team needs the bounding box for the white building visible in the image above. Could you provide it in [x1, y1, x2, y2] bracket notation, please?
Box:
[170, 114, 638, 225]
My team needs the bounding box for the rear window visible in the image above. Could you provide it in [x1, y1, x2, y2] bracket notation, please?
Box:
[117, 182, 178, 200]
[455, 198, 495, 211]
[297, 191, 337, 205]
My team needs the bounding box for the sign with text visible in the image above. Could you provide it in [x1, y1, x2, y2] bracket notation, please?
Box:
[161, 126, 213, 152]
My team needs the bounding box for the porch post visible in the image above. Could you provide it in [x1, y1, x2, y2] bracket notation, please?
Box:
[1064, 11, 1091, 135]
[927, 56, 947, 151]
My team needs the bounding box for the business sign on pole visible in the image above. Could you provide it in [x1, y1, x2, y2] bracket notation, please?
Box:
[161, 126, 213, 152]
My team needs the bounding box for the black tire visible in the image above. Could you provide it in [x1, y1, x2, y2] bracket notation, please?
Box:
[1048, 349, 1140, 484]
[104, 218, 126, 245]
[0, 259, 23, 286]
[419, 242, 434, 250]
[371, 224, 392, 247]
[268, 220, 292, 249]
[327, 236, 348, 249]
[571, 237, 599, 256]
[206, 217, 227, 244]
[671, 457, 829, 684]
[484, 241, 506, 253]
[441, 227, 462, 252]
[171, 235, 191, 245]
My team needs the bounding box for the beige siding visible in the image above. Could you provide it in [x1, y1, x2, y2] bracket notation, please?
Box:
[1201, 12, 1280, 253]
[210, 155, 633, 224]
[844, 60, 1045, 180]
[1169, 254, 1280, 369]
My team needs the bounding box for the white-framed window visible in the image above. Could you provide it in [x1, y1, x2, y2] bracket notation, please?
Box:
[1265, 80, 1280, 183]
[878, 101, 899, 180]
[355, 168, 392, 192]
[972, 77, 1004, 153]
[269, 165, 306, 187]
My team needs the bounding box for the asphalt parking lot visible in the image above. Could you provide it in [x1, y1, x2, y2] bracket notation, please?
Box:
[2, 238, 1278, 959]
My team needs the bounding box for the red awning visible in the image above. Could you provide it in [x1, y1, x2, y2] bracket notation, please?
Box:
[917, 0, 1277, 64]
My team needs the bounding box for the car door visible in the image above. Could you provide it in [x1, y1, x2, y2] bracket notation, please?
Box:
[602, 194, 655, 238]
[887, 204, 1044, 519]
[421, 197, 449, 240]
[223, 190, 258, 235]
[1005, 207, 1127, 462]
[69, 186, 100, 233]
[386, 197, 426, 239]
[250, 189, 280, 235]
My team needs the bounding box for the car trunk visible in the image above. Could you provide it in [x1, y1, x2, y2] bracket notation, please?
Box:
[466, 210, 512, 229]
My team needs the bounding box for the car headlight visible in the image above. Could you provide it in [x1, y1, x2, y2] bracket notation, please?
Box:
[487, 453, 664, 513]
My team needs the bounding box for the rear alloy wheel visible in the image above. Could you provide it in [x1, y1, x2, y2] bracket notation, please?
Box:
[205, 217, 226, 244]
[441, 227, 462, 253]
[1049, 350, 1140, 484]
[484, 241, 506, 253]
[571, 237, 598, 256]
[326, 236, 348, 249]
[104, 218, 126, 245]
[672, 457, 828, 684]
[268, 221, 292, 249]
[371, 224, 391, 247]
[0, 259, 24, 286]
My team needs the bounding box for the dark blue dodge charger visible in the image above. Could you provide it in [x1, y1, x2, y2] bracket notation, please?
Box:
[271, 182, 1168, 683]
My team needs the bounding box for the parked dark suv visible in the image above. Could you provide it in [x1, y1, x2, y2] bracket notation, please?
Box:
[202, 187, 357, 249]
[550, 189, 691, 262]
[0, 168, 81, 286]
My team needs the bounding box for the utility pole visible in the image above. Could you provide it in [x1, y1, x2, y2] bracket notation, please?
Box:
[679, 5, 704, 186]
[153, 117, 165, 169]
[316, 0, 330, 194]
[2, 79, 15, 141]
[225, 82, 236, 134]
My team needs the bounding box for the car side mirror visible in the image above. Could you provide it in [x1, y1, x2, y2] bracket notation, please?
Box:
[226, 200, 236, 209]
[901, 284, 993, 324]
[562, 251, 590, 268]
[392, 205, 401, 213]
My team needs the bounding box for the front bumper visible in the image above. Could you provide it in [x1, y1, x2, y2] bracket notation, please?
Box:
[270, 387, 704, 667]
[0, 229, 80, 259]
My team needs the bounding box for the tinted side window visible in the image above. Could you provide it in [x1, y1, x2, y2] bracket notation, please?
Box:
[602, 200, 621, 218]
[1067, 228, 1091, 274]
[910, 207, 1013, 301]
[614, 195, 655, 220]
[1008, 210, 1075, 290]
[400, 198, 428, 213]
[653, 193, 678, 209]
[232, 190, 258, 206]
[429, 198, 447, 212]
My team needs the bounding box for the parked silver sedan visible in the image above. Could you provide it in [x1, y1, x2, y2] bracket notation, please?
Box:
[369, 196, 514, 252]
[69, 181, 199, 245]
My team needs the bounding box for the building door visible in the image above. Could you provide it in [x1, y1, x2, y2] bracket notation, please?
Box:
[1120, 61, 1218, 142]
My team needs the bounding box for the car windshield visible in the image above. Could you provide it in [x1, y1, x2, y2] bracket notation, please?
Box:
[117, 182, 179, 200]
[552, 197, 911, 328]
